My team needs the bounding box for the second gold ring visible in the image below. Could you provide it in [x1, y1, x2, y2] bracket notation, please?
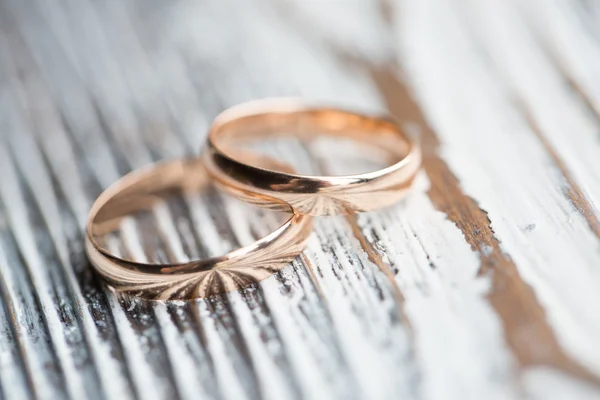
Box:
[203, 98, 421, 216]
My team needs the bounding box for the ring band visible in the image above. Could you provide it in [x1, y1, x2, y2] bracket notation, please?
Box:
[85, 158, 312, 300]
[203, 98, 422, 216]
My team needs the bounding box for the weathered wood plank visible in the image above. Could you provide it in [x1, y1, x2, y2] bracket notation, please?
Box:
[397, 0, 600, 381]
[0, 0, 600, 399]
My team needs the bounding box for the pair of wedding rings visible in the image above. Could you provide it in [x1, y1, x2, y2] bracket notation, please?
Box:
[85, 98, 422, 300]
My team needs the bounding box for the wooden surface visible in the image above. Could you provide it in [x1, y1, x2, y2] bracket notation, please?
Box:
[1, 0, 600, 399]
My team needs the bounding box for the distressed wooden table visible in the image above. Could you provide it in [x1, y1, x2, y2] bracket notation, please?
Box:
[2, 1, 600, 399]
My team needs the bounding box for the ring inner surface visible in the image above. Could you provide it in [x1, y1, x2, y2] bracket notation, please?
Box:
[213, 110, 412, 176]
[89, 158, 293, 267]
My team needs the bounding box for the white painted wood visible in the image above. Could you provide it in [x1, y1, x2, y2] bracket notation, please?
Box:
[0, 0, 599, 399]
[468, 0, 600, 217]
[524, 367, 600, 400]
[356, 176, 519, 400]
[397, 0, 600, 376]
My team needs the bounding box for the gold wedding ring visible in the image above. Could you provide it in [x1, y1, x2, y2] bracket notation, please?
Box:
[86, 98, 421, 300]
[85, 158, 312, 300]
[203, 98, 422, 216]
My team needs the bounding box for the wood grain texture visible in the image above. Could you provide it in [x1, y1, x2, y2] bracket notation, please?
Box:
[1, 0, 600, 399]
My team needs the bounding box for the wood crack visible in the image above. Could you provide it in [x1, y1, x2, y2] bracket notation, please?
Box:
[0, 237, 37, 400]
[343, 216, 409, 327]
[535, 57, 600, 238]
[520, 104, 600, 238]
